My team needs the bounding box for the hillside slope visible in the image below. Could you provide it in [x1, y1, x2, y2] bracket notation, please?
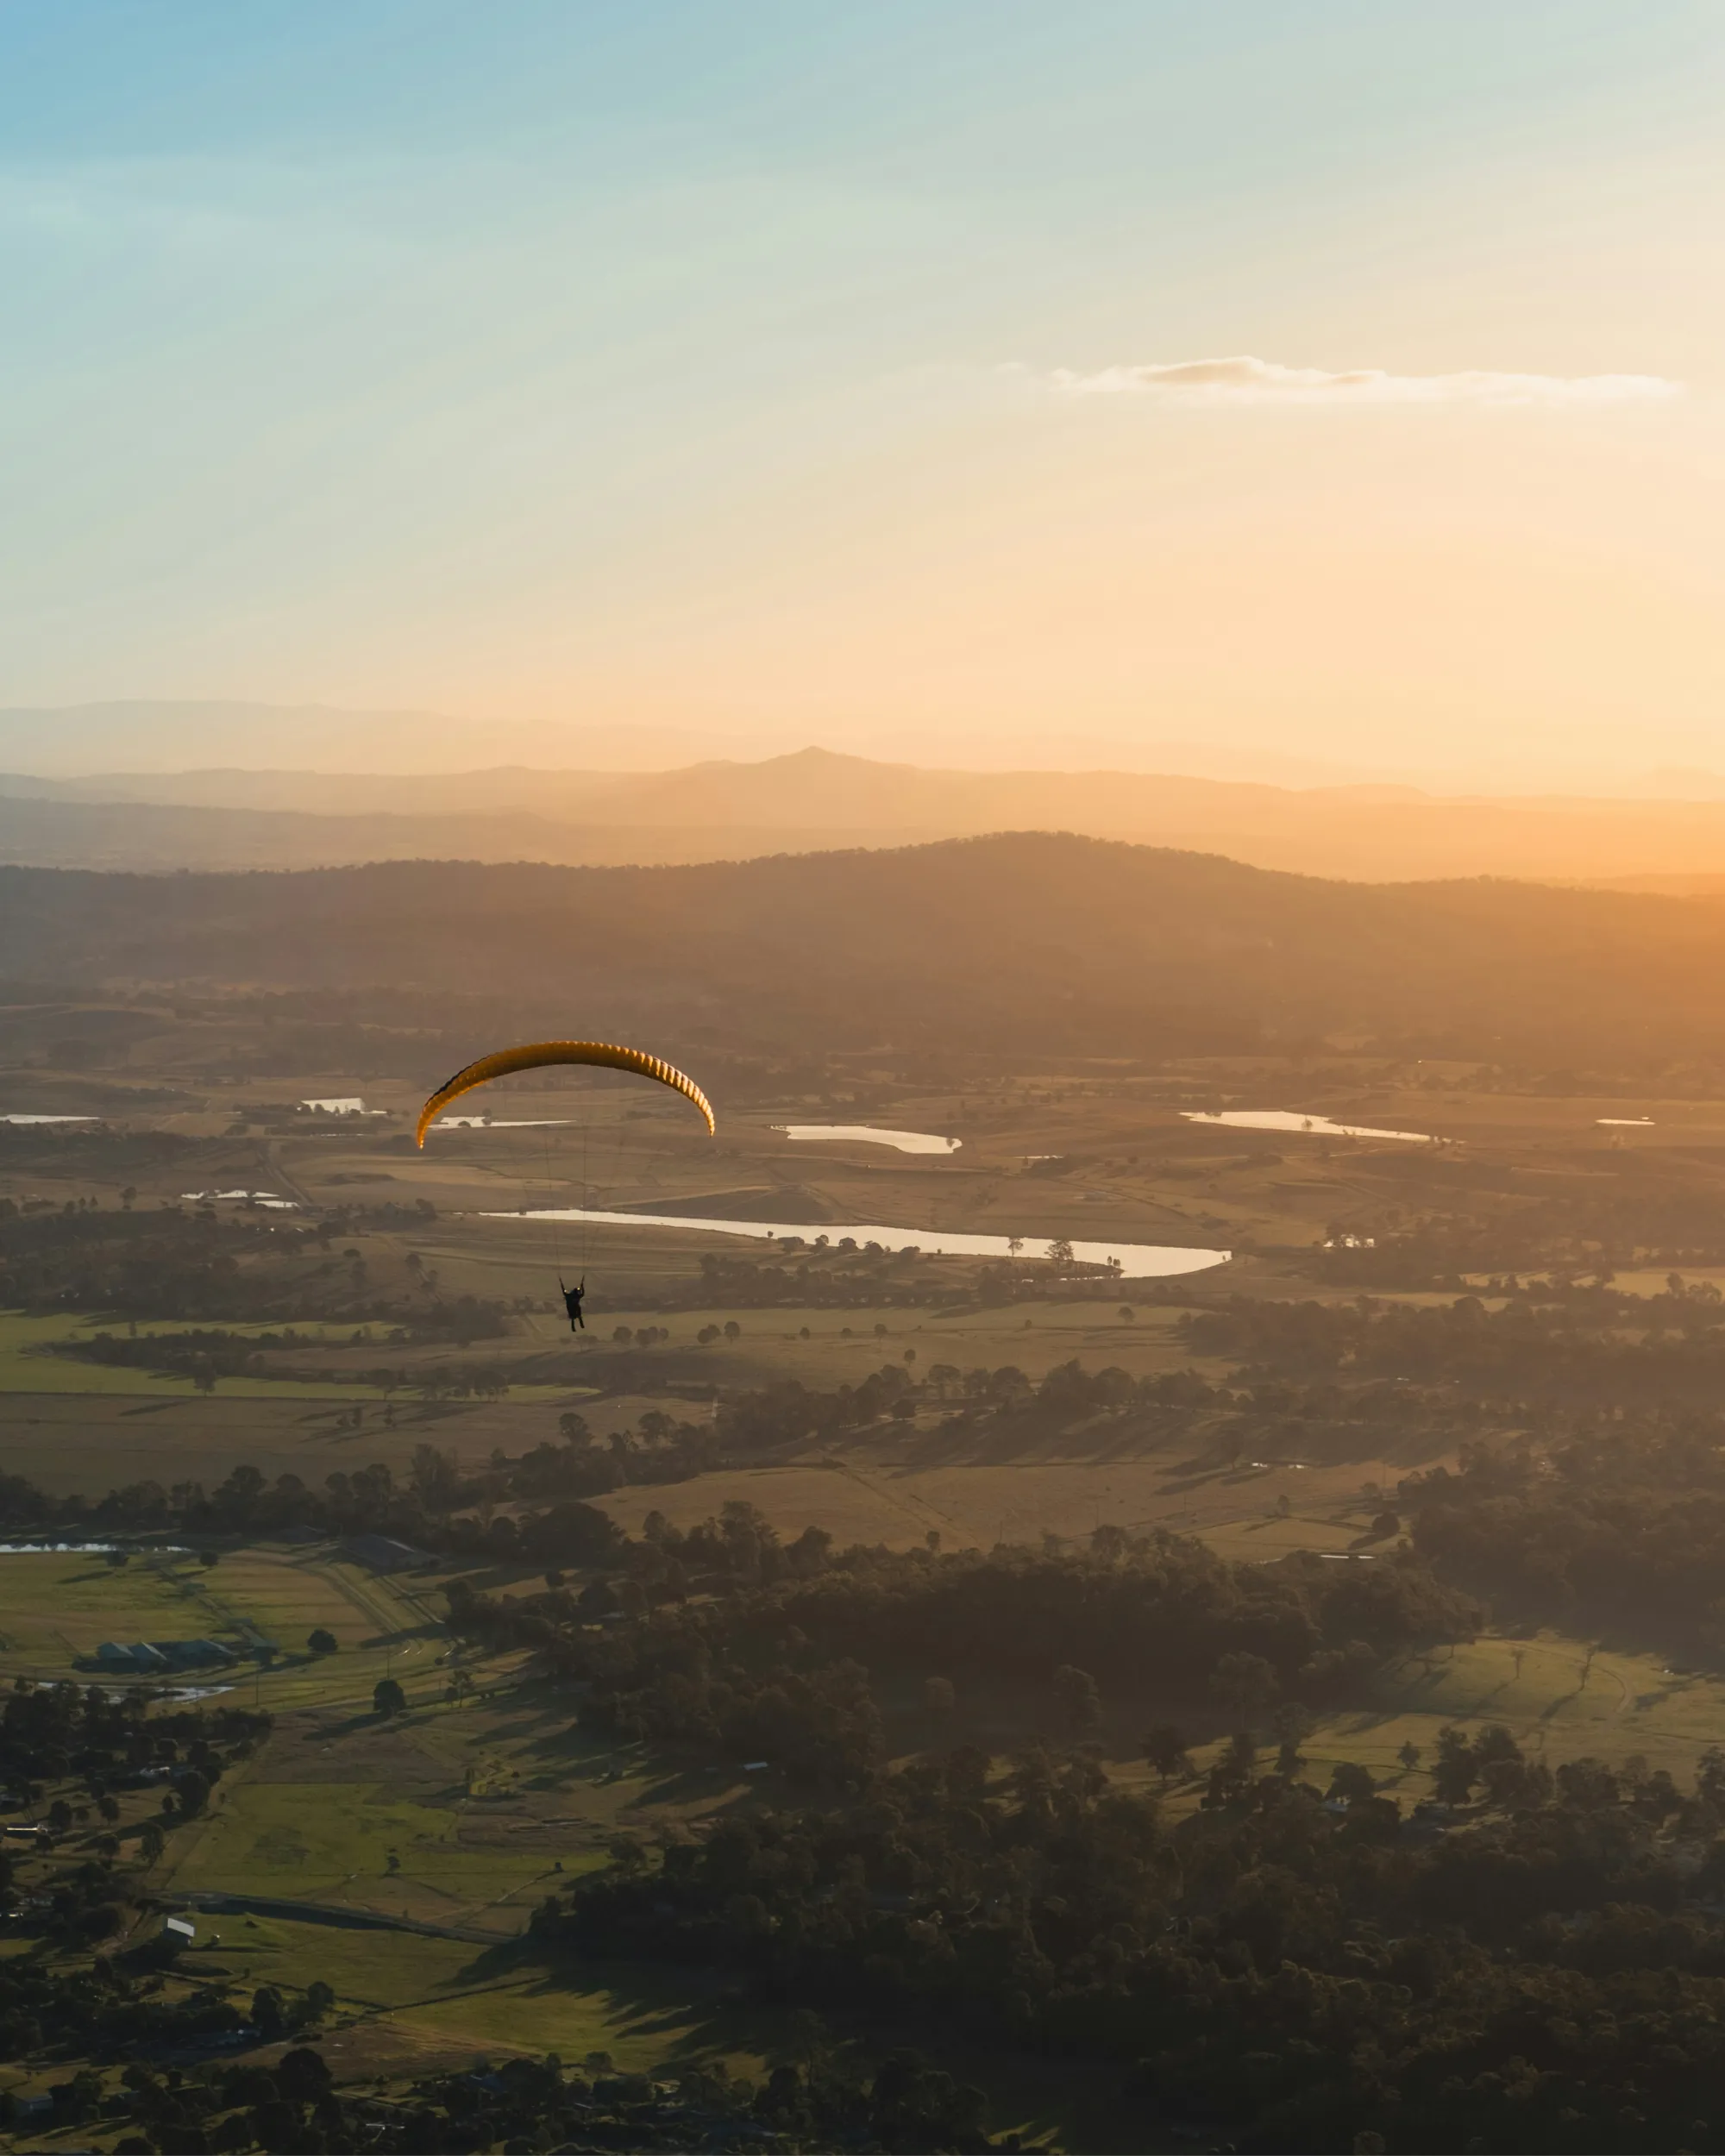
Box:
[3, 833, 1722, 1067]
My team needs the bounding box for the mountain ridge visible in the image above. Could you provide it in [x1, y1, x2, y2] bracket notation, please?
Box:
[3, 830, 1722, 1069]
[13, 746, 1725, 881]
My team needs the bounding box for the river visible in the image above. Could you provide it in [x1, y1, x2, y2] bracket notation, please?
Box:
[1182, 1110, 1433, 1144]
[490, 1205, 1229, 1278]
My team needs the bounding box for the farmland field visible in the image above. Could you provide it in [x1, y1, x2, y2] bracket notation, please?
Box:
[4, 1031, 1725, 2148]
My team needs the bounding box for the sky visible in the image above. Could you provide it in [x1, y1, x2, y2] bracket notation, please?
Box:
[3, 1, 1723, 783]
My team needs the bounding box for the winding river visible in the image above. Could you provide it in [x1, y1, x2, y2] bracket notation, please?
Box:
[490, 1204, 1229, 1278]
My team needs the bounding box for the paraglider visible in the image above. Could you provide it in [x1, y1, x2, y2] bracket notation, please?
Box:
[416, 1039, 715, 1324]
[415, 1039, 715, 1148]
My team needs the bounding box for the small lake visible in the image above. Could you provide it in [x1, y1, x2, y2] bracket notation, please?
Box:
[180, 1189, 301, 1209]
[1183, 1110, 1433, 1144]
[775, 1124, 961, 1155]
[428, 1117, 570, 1131]
[1, 1113, 98, 1125]
[492, 1205, 1228, 1279]
[1598, 1117, 1654, 1126]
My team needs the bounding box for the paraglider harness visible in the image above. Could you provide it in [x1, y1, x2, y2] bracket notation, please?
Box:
[560, 1275, 586, 1332]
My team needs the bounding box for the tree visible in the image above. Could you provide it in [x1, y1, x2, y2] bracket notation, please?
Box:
[175, 1769, 210, 1819]
[373, 1677, 407, 1719]
[1397, 1739, 1422, 1772]
[1144, 1724, 1190, 1783]
[276, 2046, 332, 2103]
[1273, 1702, 1316, 1779]
[724, 1320, 742, 1343]
[307, 1628, 337, 1656]
[303, 1980, 336, 2023]
[1431, 1725, 1477, 1805]
[1052, 1664, 1101, 1733]
[1328, 1761, 1377, 1806]
[251, 1985, 287, 2043]
[1211, 1650, 1278, 1725]
[923, 1676, 956, 1716]
[1208, 1731, 1257, 1803]
[1046, 1238, 1075, 1269]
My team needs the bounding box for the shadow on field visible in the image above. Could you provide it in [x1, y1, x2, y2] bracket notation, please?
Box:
[406, 1935, 800, 2065]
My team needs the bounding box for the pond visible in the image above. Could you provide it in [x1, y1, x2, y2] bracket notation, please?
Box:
[1182, 1110, 1433, 1144]
[775, 1124, 961, 1155]
[1, 1113, 98, 1125]
[179, 1189, 300, 1209]
[491, 1205, 1229, 1279]
[427, 1117, 570, 1131]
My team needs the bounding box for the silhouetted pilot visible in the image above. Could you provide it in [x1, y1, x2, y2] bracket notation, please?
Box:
[560, 1275, 586, 1332]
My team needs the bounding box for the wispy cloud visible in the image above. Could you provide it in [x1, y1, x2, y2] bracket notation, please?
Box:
[1048, 356, 1683, 407]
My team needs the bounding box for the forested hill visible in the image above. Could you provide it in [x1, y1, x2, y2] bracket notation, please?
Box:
[4, 832, 1725, 1064]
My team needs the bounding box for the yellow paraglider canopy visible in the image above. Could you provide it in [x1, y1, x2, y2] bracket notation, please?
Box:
[415, 1040, 716, 1147]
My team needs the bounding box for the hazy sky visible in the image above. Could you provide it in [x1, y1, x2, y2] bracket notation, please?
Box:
[3, 2, 1723, 779]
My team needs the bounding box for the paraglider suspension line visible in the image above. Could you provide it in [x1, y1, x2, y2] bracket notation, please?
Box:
[541, 1126, 566, 1275]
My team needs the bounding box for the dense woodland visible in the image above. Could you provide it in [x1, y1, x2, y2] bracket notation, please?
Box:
[450, 1525, 1476, 1785]
[13, 837, 1725, 1065]
[1185, 1278, 1725, 1405]
[536, 1741, 1725, 2156]
[0, 1192, 451, 1326]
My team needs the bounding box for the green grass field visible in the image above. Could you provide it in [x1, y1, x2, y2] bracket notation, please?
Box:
[0, 1543, 469, 1708]
[0, 1551, 198, 1667]
[165, 1777, 584, 1927]
[596, 1450, 1398, 1556]
[154, 1908, 780, 2089]
[1164, 1633, 1725, 1807]
[0, 1312, 392, 1398]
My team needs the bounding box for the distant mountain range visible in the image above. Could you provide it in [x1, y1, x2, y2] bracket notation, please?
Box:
[12, 743, 1725, 883]
[5, 831, 1725, 1068]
